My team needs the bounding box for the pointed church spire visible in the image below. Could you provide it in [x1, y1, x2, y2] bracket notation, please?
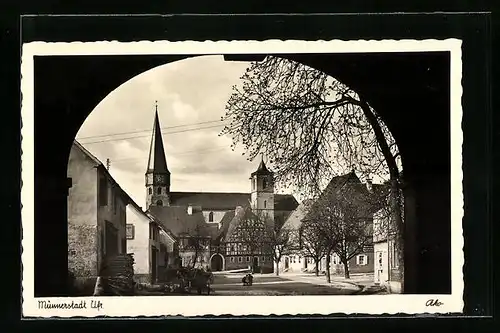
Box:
[146, 102, 169, 174]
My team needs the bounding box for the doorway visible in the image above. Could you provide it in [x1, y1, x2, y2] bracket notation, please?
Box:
[210, 254, 224, 271]
[151, 246, 158, 284]
[252, 257, 259, 273]
[104, 221, 119, 258]
[284, 257, 289, 270]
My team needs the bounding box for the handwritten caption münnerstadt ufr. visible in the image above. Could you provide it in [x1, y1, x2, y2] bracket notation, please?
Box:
[38, 300, 103, 311]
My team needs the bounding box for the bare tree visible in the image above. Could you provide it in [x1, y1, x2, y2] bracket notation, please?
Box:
[221, 56, 405, 291]
[183, 224, 209, 269]
[308, 180, 375, 280]
[234, 208, 293, 276]
[262, 215, 293, 276]
[298, 220, 327, 277]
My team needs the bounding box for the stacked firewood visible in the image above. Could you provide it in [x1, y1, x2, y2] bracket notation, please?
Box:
[100, 254, 135, 296]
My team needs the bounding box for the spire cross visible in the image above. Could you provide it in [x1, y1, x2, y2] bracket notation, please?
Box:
[155, 100, 158, 112]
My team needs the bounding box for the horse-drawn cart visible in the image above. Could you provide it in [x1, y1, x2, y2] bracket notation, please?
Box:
[178, 268, 214, 295]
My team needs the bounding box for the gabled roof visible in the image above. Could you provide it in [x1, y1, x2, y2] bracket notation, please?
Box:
[146, 211, 178, 242]
[169, 192, 298, 211]
[147, 205, 212, 238]
[215, 210, 236, 240]
[322, 170, 363, 195]
[224, 206, 252, 241]
[302, 171, 391, 223]
[282, 199, 314, 231]
[72, 140, 131, 204]
[73, 140, 102, 166]
[146, 109, 170, 175]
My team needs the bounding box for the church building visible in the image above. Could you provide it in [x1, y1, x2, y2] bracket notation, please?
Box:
[144, 108, 299, 272]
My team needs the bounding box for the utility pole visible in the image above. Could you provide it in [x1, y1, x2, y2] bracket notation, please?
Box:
[106, 158, 111, 171]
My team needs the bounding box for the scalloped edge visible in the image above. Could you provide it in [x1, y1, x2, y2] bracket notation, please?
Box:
[20, 38, 464, 318]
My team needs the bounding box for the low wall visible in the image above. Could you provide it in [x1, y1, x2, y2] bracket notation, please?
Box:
[133, 274, 151, 284]
[69, 276, 98, 296]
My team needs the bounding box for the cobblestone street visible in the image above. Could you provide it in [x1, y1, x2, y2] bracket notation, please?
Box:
[208, 272, 385, 296]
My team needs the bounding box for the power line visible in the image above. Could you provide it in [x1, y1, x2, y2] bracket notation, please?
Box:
[78, 123, 226, 145]
[77, 119, 227, 141]
[110, 146, 231, 164]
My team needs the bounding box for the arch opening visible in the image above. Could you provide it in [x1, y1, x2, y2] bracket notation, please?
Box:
[210, 253, 224, 272]
[38, 52, 452, 297]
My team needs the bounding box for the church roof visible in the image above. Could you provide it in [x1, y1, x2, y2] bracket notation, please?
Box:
[251, 159, 273, 176]
[147, 205, 211, 237]
[169, 191, 298, 212]
[146, 109, 170, 175]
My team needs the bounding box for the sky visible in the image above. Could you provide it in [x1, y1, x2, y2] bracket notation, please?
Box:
[76, 55, 264, 208]
[75, 54, 399, 208]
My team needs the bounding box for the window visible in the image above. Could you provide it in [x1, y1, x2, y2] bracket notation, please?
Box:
[156, 200, 163, 206]
[378, 252, 383, 268]
[230, 257, 235, 263]
[263, 178, 267, 189]
[357, 255, 368, 266]
[246, 256, 250, 262]
[298, 256, 301, 263]
[208, 211, 214, 222]
[99, 177, 108, 206]
[261, 256, 265, 262]
[148, 187, 152, 195]
[157, 187, 162, 195]
[238, 257, 242, 263]
[126, 224, 135, 240]
[264, 200, 267, 209]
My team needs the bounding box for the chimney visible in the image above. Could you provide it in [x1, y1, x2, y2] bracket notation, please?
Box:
[366, 176, 373, 193]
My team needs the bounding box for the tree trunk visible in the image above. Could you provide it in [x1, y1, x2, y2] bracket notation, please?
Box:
[192, 252, 198, 269]
[275, 259, 280, 276]
[343, 260, 350, 279]
[315, 260, 319, 276]
[354, 97, 405, 293]
[390, 178, 405, 294]
[325, 254, 331, 283]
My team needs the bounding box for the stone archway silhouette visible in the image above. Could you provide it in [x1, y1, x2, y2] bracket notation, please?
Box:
[34, 52, 451, 296]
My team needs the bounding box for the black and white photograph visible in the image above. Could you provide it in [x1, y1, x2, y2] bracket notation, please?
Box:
[21, 39, 464, 317]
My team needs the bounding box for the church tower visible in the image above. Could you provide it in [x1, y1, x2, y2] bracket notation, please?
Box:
[250, 155, 275, 222]
[145, 103, 171, 209]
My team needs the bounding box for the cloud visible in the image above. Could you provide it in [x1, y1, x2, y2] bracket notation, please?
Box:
[75, 55, 265, 205]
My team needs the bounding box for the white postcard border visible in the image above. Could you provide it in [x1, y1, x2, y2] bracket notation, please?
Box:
[21, 39, 464, 317]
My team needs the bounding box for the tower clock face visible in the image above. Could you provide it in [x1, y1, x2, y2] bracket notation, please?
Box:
[154, 174, 164, 183]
